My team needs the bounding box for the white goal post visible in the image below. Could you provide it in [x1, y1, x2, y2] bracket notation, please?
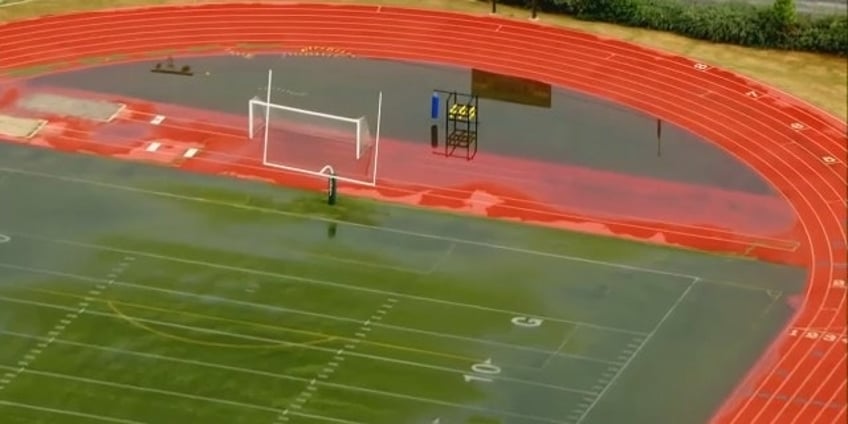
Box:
[249, 69, 382, 187]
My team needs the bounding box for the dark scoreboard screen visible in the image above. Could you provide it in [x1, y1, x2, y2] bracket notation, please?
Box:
[471, 69, 552, 108]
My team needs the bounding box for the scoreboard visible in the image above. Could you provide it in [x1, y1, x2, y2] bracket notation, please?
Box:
[471, 69, 551, 108]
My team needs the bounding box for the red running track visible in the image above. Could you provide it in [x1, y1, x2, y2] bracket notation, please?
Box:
[0, 4, 845, 423]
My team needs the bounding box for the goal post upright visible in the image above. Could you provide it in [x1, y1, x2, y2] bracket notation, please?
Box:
[262, 68, 273, 165]
[248, 97, 253, 137]
[371, 90, 383, 186]
[355, 120, 361, 160]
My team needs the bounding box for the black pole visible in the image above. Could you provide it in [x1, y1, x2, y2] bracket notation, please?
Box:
[430, 124, 439, 148]
[531, 0, 538, 19]
[491, 0, 497, 14]
[656, 118, 663, 157]
[327, 172, 337, 205]
[444, 93, 450, 157]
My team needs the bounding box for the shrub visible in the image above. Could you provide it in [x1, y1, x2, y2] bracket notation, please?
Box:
[486, 0, 847, 55]
[791, 13, 848, 54]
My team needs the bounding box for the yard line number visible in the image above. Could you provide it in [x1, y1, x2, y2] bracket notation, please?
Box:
[511, 316, 544, 328]
[0, 234, 10, 244]
[460, 316, 542, 384]
[463, 358, 501, 384]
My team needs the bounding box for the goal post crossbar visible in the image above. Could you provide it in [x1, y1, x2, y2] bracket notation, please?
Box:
[249, 97, 360, 131]
[249, 98, 371, 161]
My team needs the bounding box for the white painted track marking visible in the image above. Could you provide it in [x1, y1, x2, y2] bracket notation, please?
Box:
[183, 147, 199, 158]
[0, 233, 10, 243]
[149, 115, 165, 125]
[144, 142, 161, 152]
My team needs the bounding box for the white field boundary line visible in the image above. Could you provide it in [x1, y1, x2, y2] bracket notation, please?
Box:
[0, 400, 145, 424]
[0, 166, 702, 280]
[573, 277, 701, 424]
[276, 297, 399, 424]
[0, 364, 359, 424]
[4, 232, 651, 337]
[0, 261, 623, 367]
[0, 294, 599, 400]
[0, 330, 570, 424]
[0, 252, 134, 393]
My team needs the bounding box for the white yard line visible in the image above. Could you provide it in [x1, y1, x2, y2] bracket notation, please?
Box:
[0, 400, 146, 424]
[1, 235, 652, 336]
[425, 242, 456, 274]
[0, 330, 571, 424]
[0, 294, 596, 397]
[275, 297, 398, 423]
[541, 325, 580, 369]
[572, 278, 701, 424]
[0, 255, 134, 393]
[0, 364, 359, 424]
[0, 261, 626, 365]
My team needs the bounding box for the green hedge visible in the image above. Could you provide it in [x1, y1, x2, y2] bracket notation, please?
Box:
[492, 0, 847, 55]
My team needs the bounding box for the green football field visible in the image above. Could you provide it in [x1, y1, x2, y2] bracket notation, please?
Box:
[0, 143, 803, 424]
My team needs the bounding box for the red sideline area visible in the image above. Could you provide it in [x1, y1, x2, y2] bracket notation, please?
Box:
[0, 83, 803, 262]
[0, 4, 845, 423]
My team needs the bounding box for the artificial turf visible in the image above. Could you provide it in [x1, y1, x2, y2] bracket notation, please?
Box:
[0, 143, 804, 424]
